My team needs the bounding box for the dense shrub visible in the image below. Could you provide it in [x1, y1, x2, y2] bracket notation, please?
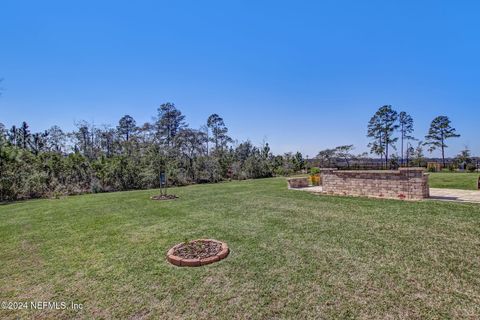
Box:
[0, 107, 308, 201]
[467, 163, 477, 172]
[0, 139, 304, 201]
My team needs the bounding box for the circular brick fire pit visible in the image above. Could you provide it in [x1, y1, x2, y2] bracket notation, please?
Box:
[167, 239, 229, 267]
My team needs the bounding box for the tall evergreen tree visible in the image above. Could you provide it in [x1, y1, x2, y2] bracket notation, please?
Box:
[18, 121, 31, 149]
[367, 105, 399, 166]
[262, 142, 271, 159]
[117, 115, 137, 142]
[156, 103, 186, 146]
[424, 116, 460, 167]
[8, 125, 17, 146]
[398, 111, 415, 165]
[207, 114, 231, 151]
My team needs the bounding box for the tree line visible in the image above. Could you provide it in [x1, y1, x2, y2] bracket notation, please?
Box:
[316, 105, 470, 169]
[0, 99, 475, 201]
[0, 103, 306, 201]
[367, 105, 461, 167]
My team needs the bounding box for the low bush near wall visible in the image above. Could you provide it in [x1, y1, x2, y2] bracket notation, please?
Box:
[309, 174, 321, 186]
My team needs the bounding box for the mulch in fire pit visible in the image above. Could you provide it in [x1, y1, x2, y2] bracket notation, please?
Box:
[150, 194, 178, 201]
[167, 239, 229, 267]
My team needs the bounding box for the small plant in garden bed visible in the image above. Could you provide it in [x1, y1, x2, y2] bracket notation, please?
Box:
[309, 167, 321, 186]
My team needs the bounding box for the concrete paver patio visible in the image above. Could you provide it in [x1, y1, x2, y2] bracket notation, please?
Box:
[429, 188, 480, 203]
[293, 186, 480, 203]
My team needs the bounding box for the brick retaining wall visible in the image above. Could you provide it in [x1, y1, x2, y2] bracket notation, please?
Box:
[321, 168, 429, 200]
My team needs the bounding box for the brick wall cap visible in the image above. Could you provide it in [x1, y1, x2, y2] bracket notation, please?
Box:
[398, 167, 425, 171]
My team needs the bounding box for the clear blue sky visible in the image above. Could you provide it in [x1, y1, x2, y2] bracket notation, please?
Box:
[1, 0, 479, 157]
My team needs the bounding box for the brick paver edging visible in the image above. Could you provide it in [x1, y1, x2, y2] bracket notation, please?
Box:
[167, 239, 229, 267]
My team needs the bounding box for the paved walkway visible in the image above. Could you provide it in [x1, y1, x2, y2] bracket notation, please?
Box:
[292, 186, 480, 203]
[289, 186, 324, 193]
[429, 188, 480, 203]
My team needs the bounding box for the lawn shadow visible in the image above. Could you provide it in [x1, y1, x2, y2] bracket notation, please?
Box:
[429, 196, 461, 201]
[0, 200, 27, 206]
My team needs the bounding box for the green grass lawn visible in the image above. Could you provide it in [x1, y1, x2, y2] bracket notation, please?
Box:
[429, 172, 480, 190]
[1, 178, 480, 319]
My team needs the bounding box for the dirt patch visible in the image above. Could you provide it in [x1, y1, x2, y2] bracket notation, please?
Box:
[174, 240, 222, 259]
[150, 194, 178, 201]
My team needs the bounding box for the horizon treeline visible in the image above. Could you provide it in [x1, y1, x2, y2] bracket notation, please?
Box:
[0, 103, 306, 201]
[1, 102, 477, 201]
[366, 105, 463, 167]
[315, 105, 475, 169]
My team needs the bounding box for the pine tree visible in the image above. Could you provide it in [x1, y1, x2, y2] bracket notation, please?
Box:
[117, 115, 137, 142]
[156, 103, 186, 146]
[398, 111, 415, 165]
[18, 121, 31, 149]
[367, 105, 399, 166]
[424, 116, 460, 167]
[207, 114, 232, 151]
